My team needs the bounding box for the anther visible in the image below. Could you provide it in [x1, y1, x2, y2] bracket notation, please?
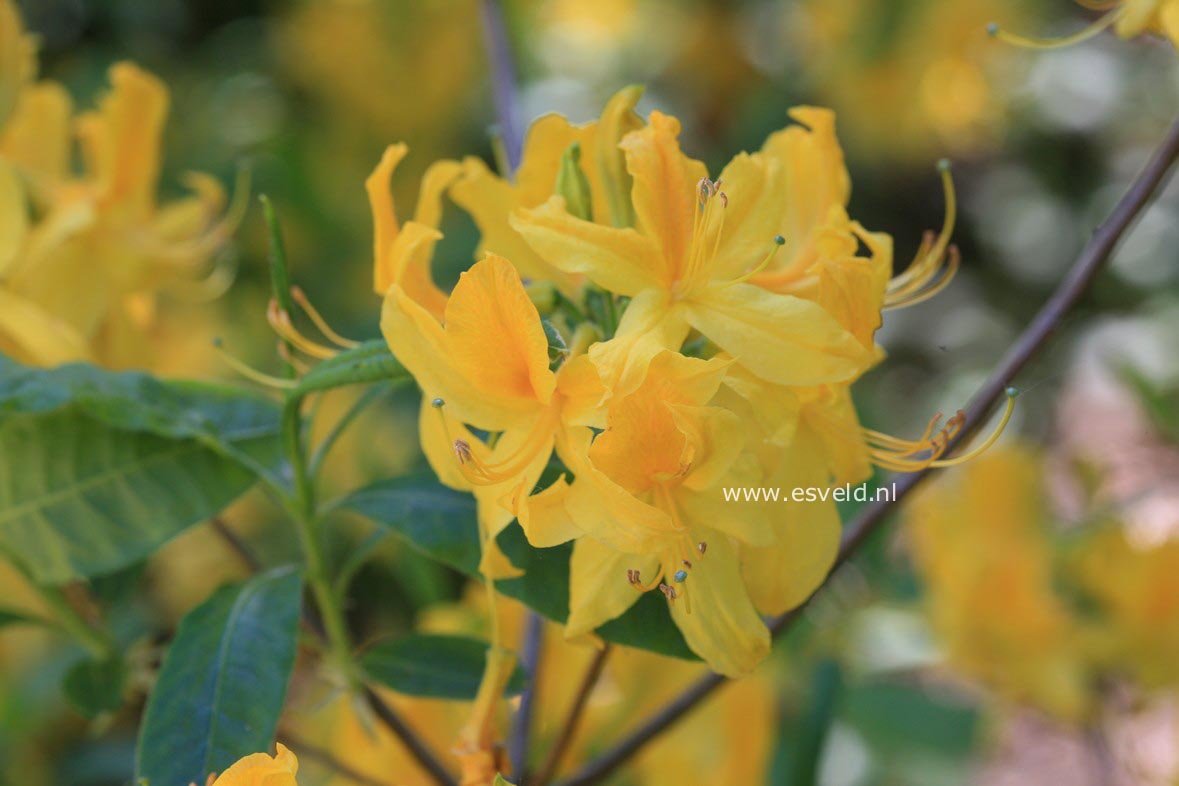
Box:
[681, 560, 692, 569]
[453, 439, 474, 465]
[659, 584, 677, 601]
[697, 541, 707, 556]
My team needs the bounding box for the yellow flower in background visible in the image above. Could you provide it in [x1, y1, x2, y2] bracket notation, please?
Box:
[381, 254, 604, 577]
[1072, 529, 1179, 688]
[0, 0, 35, 129]
[0, 34, 235, 368]
[907, 447, 1095, 721]
[210, 744, 299, 786]
[514, 110, 875, 396]
[798, 0, 1033, 163]
[449, 86, 644, 295]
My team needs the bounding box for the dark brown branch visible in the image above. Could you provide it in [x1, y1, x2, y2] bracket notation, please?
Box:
[363, 686, 459, 786]
[509, 612, 546, 781]
[553, 113, 1179, 786]
[209, 515, 262, 573]
[531, 645, 612, 786]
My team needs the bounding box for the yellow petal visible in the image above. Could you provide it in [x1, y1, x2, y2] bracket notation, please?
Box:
[671, 404, 746, 493]
[708, 152, 785, 281]
[381, 280, 537, 431]
[668, 530, 770, 676]
[77, 63, 168, 211]
[445, 253, 556, 406]
[511, 195, 664, 296]
[450, 157, 582, 294]
[1, 82, 73, 189]
[385, 221, 449, 319]
[554, 353, 606, 428]
[1161, 0, 1179, 45]
[210, 743, 299, 786]
[0, 288, 91, 366]
[760, 107, 851, 264]
[685, 282, 873, 386]
[586, 289, 690, 398]
[741, 426, 841, 615]
[0, 160, 27, 277]
[593, 84, 644, 227]
[515, 112, 596, 208]
[619, 111, 707, 284]
[0, 0, 36, 128]
[367, 143, 408, 295]
[413, 158, 462, 227]
[566, 537, 656, 639]
[516, 475, 583, 548]
[417, 398, 474, 492]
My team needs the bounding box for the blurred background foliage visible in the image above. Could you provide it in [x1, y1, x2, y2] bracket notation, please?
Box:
[3, 0, 1179, 784]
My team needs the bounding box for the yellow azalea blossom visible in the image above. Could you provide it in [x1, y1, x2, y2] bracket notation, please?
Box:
[991, 0, 1179, 49]
[448, 86, 643, 294]
[514, 110, 876, 396]
[0, 59, 234, 368]
[381, 253, 604, 577]
[524, 350, 776, 676]
[1072, 528, 1179, 688]
[366, 142, 461, 310]
[907, 448, 1095, 721]
[209, 744, 299, 786]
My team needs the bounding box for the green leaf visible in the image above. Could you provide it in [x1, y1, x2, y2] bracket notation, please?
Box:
[63, 655, 128, 718]
[333, 474, 696, 660]
[136, 566, 303, 786]
[292, 340, 407, 397]
[361, 634, 526, 700]
[0, 606, 50, 629]
[0, 360, 282, 584]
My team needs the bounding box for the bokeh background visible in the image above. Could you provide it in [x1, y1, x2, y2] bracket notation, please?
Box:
[3, 1, 1179, 784]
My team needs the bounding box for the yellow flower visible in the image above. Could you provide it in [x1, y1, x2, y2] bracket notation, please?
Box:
[448, 86, 643, 295]
[381, 253, 604, 577]
[0, 0, 35, 129]
[0, 57, 234, 368]
[524, 350, 776, 675]
[514, 110, 876, 396]
[209, 744, 299, 786]
[907, 447, 1095, 721]
[1072, 528, 1179, 688]
[366, 142, 461, 310]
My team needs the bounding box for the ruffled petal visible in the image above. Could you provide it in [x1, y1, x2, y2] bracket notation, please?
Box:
[566, 537, 655, 639]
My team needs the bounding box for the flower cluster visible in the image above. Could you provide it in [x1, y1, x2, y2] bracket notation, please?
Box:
[908, 446, 1179, 721]
[370, 88, 991, 676]
[0, 0, 235, 369]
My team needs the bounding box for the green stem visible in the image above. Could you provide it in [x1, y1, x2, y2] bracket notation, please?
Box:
[35, 583, 113, 660]
[282, 397, 356, 686]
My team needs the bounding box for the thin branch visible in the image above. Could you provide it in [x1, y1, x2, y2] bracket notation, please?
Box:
[554, 113, 1179, 786]
[479, 0, 523, 171]
[209, 515, 262, 573]
[364, 686, 459, 786]
[509, 612, 545, 780]
[279, 732, 388, 786]
[531, 645, 612, 786]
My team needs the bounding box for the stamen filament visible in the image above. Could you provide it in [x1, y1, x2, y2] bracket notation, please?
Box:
[267, 299, 339, 359]
[987, 6, 1126, 50]
[290, 286, 362, 349]
[433, 400, 554, 486]
[885, 162, 958, 310]
[930, 388, 1019, 467]
[726, 235, 786, 287]
[212, 338, 296, 389]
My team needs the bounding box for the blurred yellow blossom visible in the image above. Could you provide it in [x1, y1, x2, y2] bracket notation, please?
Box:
[907, 447, 1095, 721]
[0, 17, 235, 369]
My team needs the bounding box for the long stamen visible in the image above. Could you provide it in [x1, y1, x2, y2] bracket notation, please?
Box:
[885, 160, 958, 310]
[987, 5, 1126, 50]
[267, 299, 339, 359]
[726, 235, 786, 287]
[627, 566, 666, 593]
[290, 286, 362, 349]
[433, 398, 553, 486]
[212, 338, 296, 389]
[810, 388, 1018, 472]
